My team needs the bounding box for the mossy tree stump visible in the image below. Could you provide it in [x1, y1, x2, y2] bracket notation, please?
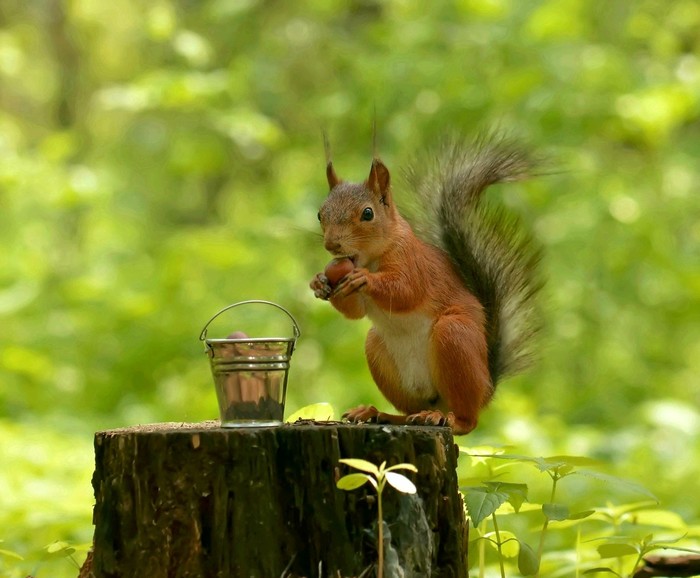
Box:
[89, 421, 468, 578]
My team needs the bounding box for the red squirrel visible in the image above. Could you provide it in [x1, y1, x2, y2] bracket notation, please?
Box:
[310, 134, 541, 435]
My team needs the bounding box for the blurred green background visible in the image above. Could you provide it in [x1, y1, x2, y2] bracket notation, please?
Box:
[1, 0, 699, 575]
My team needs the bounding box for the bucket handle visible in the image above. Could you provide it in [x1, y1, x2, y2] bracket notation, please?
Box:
[199, 300, 301, 344]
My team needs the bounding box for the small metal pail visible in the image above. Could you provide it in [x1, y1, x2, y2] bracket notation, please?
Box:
[199, 300, 300, 428]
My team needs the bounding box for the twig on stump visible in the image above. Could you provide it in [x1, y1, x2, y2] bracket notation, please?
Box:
[633, 554, 700, 577]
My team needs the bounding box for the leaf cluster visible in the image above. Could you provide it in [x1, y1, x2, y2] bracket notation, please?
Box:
[337, 459, 418, 495]
[460, 449, 700, 577]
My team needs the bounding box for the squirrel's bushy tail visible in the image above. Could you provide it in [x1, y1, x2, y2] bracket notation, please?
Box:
[405, 133, 543, 384]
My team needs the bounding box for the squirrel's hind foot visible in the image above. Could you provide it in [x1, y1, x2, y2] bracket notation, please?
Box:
[407, 411, 476, 435]
[406, 410, 450, 428]
[343, 406, 476, 435]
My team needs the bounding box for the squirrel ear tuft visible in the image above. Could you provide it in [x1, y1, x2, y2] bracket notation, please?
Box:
[326, 161, 341, 190]
[368, 158, 390, 197]
[323, 131, 341, 191]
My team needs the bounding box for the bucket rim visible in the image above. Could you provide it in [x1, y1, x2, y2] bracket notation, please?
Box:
[210, 361, 291, 371]
[205, 336, 297, 344]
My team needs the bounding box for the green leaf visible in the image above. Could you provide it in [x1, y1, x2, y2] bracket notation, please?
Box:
[573, 470, 657, 501]
[43, 540, 76, 559]
[621, 508, 686, 529]
[46, 540, 72, 553]
[337, 473, 371, 491]
[596, 543, 639, 558]
[286, 403, 335, 423]
[464, 487, 508, 527]
[557, 464, 575, 476]
[543, 502, 570, 521]
[338, 458, 379, 476]
[0, 548, 24, 561]
[569, 509, 596, 520]
[582, 567, 620, 576]
[478, 452, 540, 464]
[385, 471, 417, 494]
[385, 463, 418, 473]
[457, 446, 508, 466]
[593, 535, 640, 546]
[595, 501, 658, 520]
[73, 542, 95, 553]
[544, 455, 601, 467]
[492, 502, 542, 516]
[485, 482, 529, 512]
[517, 540, 539, 575]
[471, 454, 599, 480]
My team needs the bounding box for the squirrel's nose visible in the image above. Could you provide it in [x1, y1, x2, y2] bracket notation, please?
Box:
[324, 238, 342, 254]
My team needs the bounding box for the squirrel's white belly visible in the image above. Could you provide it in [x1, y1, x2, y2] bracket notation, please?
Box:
[368, 308, 436, 399]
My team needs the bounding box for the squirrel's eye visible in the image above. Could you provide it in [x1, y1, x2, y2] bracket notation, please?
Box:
[317, 211, 321, 222]
[361, 207, 374, 222]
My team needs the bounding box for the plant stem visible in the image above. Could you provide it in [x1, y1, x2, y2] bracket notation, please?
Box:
[629, 547, 646, 578]
[377, 481, 384, 578]
[479, 529, 486, 578]
[575, 528, 581, 578]
[613, 513, 624, 576]
[534, 473, 560, 578]
[491, 512, 507, 578]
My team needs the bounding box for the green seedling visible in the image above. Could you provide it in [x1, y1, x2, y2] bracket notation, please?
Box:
[464, 481, 536, 578]
[336, 458, 418, 578]
[43, 541, 92, 572]
[461, 451, 664, 578]
[584, 533, 700, 577]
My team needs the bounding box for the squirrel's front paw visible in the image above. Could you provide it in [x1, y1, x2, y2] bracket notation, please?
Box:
[309, 273, 332, 300]
[333, 268, 369, 298]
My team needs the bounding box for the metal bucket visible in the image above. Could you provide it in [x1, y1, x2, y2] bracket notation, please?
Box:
[199, 300, 300, 428]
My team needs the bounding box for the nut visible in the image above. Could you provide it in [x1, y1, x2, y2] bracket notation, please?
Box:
[324, 257, 354, 287]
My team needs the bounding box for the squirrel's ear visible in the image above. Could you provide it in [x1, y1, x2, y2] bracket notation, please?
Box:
[326, 161, 341, 191]
[368, 158, 390, 198]
[323, 131, 341, 191]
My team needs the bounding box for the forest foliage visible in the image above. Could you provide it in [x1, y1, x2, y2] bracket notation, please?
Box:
[1, 0, 699, 576]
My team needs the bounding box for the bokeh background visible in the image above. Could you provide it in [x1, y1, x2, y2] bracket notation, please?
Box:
[1, 0, 699, 575]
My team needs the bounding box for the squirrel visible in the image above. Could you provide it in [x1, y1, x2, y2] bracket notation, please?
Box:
[309, 133, 542, 435]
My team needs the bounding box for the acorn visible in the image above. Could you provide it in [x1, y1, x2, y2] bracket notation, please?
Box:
[324, 257, 354, 288]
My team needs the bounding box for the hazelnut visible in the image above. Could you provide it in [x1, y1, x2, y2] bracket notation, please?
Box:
[324, 257, 354, 287]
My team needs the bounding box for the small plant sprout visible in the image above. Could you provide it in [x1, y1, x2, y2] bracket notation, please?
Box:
[585, 533, 700, 577]
[463, 481, 538, 578]
[461, 451, 662, 578]
[43, 540, 91, 571]
[336, 458, 418, 578]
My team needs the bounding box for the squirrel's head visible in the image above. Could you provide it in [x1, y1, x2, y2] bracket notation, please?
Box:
[317, 158, 399, 269]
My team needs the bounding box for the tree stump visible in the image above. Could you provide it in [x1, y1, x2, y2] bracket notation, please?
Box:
[89, 421, 468, 578]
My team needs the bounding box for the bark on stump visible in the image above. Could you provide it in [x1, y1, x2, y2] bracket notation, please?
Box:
[89, 421, 468, 578]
